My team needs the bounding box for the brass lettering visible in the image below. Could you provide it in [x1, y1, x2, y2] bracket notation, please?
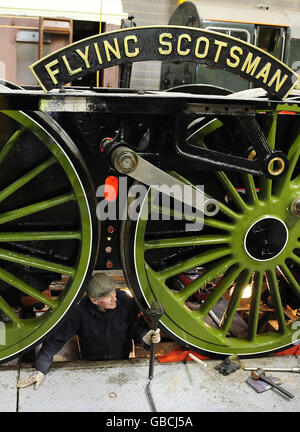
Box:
[124, 35, 140, 57]
[104, 38, 121, 62]
[255, 62, 271, 83]
[227, 46, 243, 68]
[158, 33, 173, 55]
[94, 42, 103, 64]
[241, 52, 261, 76]
[62, 55, 83, 76]
[76, 46, 90, 69]
[214, 40, 228, 63]
[195, 37, 209, 59]
[177, 34, 191, 56]
[45, 59, 59, 85]
[268, 69, 288, 93]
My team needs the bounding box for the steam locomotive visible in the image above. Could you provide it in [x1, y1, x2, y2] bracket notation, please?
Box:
[0, 1, 300, 363]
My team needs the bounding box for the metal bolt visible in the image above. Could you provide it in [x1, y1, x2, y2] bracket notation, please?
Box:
[267, 157, 285, 176]
[291, 197, 300, 217]
[111, 146, 138, 174]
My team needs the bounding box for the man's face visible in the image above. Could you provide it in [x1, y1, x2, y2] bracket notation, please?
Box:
[90, 289, 117, 311]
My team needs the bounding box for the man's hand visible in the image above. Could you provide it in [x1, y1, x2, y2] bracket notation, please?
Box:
[143, 328, 161, 345]
[17, 371, 44, 390]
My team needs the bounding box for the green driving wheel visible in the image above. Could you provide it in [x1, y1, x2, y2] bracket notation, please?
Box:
[122, 107, 300, 356]
[0, 109, 99, 363]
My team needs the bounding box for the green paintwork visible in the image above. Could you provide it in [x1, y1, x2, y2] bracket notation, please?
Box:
[133, 112, 300, 355]
[0, 111, 93, 362]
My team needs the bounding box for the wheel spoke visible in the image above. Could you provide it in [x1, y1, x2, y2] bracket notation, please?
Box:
[220, 269, 251, 336]
[153, 203, 233, 231]
[203, 217, 234, 232]
[158, 247, 231, 281]
[0, 247, 75, 277]
[198, 264, 241, 318]
[0, 231, 81, 242]
[0, 109, 95, 364]
[215, 171, 248, 213]
[0, 295, 23, 327]
[279, 263, 300, 298]
[0, 129, 24, 164]
[259, 113, 277, 200]
[274, 134, 300, 197]
[180, 257, 235, 302]
[265, 269, 288, 334]
[0, 156, 56, 204]
[151, 186, 237, 229]
[247, 271, 263, 341]
[0, 267, 57, 310]
[144, 234, 231, 250]
[291, 252, 300, 267]
[0, 192, 75, 225]
[151, 203, 203, 224]
[241, 174, 258, 204]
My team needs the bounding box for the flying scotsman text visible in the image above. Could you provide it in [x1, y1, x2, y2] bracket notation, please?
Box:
[30, 26, 298, 99]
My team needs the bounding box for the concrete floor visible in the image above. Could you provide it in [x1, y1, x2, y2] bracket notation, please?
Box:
[0, 354, 299, 412]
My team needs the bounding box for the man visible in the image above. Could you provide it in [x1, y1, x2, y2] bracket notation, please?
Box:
[17, 273, 160, 390]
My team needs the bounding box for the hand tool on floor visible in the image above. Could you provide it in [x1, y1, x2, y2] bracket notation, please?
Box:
[145, 300, 164, 380]
[244, 366, 300, 373]
[143, 299, 164, 412]
[187, 352, 207, 368]
[251, 368, 294, 399]
[215, 354, 244, 375]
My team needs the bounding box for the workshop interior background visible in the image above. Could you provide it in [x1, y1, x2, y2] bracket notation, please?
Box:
[121, 0, 178, 89]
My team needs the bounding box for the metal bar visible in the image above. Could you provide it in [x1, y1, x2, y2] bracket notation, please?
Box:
[244, 367, 300, 373]
[145, 381, 157, 412]
[0, 91, 289, 113]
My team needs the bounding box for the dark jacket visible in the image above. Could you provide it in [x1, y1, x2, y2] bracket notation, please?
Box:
[36, 290, 148, 374]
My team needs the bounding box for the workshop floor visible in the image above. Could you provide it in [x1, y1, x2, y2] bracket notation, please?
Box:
[0, 354, 299, 412]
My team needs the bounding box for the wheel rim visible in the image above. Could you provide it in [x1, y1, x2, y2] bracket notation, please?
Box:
[0, 110, 95, 362]
[129, 111, 300, 356]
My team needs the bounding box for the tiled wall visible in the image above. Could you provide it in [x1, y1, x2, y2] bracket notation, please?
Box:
[121, 0, 178, 89]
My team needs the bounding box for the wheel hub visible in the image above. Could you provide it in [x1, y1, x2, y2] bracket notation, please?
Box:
[244, 217, 288, 261]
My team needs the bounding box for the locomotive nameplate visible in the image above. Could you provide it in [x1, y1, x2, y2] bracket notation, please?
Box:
[30, 26, 299, 100]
